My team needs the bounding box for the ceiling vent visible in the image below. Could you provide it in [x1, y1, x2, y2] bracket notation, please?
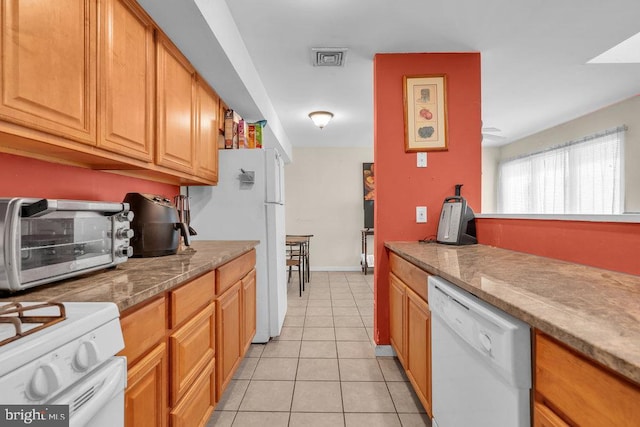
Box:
[312, 48, 348, 67]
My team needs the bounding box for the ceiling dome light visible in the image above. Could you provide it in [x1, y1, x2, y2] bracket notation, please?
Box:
[308, 111, 334, 129]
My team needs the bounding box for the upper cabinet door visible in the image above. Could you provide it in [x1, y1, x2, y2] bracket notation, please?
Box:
[98, 0, 154, 161]
[155, 33, 195, 174]
[0, 0, 96, 144]
[196, 78, 219, 183]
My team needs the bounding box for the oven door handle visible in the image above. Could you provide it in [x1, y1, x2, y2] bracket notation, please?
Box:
[52, 357, 126, 427]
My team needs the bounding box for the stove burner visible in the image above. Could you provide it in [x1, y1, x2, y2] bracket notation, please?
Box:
[0, 302, 66, 346]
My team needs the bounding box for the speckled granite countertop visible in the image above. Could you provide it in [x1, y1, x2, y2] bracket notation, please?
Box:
[0, 241, 258, 312]
[385, 241, 640, 385]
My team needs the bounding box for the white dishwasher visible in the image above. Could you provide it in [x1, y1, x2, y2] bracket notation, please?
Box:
[429, 276, 531, 427]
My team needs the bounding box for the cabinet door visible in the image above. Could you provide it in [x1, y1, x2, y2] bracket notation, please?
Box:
[389, 272, 406, 367]
[169, 302, 215, 406]
[536, 332, 640, 426]
[195, 78, 219, 182]
[242, 268, 257, 354]
[216, 281, 242, 397]
[406, 287, 431, 416]
[156, 33, 195, 173]
[534, 402, 570, 427]
[0, 0, 96, 144]
[98, 0, 154, 161]
[125, 342, 168, 427]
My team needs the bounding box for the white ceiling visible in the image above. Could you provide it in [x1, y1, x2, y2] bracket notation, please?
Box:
[138, 0, 640, 157]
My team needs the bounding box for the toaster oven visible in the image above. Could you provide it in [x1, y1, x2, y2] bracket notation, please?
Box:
[0, 198, 134, 292]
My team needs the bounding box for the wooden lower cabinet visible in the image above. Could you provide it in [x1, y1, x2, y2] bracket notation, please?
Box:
[242, 268, 257, 354]
[389, 272, 406, 367]
[169, 302, 216, 406]
[125, 342, 168, 427]
[216, 280, 242, 397]
[122, 253, 256, 426]
[405, 287, 431, 415]
[170, 358, 216, 427]
[533, 402, 569, 427]
[535, 331, 640, 426]
[388, 252, 432, 417]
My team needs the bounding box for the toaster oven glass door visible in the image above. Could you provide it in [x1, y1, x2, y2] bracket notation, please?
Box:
[19, 213, 114, 284]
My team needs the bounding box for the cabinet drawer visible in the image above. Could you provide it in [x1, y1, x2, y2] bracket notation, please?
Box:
[533, 402, 569, 427]
[389, 252, 429, 301]
[170, 271, 215, 328]
[170, 358, 216, 427]
[120, 297, 166, 366]
[169, 302, 215, 406]
[216, 249, 256, 295]
[535, 332, 640, 426]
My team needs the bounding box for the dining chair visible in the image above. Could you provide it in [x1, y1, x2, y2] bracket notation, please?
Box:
[286, 242, 304, 296]
[287, 234, 312, 283]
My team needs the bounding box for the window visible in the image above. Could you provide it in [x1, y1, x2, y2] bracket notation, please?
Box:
[497, 126, 625, 214]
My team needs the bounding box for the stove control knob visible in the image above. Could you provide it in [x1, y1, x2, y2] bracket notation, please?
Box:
[27, 363, 61, 400]
[74, 341, 99, 372]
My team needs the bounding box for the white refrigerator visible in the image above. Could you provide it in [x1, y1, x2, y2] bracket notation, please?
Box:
[184, 148, 287, 342]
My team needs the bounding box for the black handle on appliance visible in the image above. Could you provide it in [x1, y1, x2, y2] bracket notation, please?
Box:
[176, 222, 191, 246]
[20, 199, 48, 217]
[455, 184, 463, 197]
[444, 196, 464, 203]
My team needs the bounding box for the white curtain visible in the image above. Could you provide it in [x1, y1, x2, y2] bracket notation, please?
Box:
[498, 127, 624, 214]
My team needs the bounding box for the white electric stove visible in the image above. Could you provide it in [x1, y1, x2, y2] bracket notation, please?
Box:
[0, 302, 126, 427]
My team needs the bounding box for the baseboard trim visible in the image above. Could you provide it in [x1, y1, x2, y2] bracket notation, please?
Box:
[310, 266, 364, 272]
[374, 345, 396, 357]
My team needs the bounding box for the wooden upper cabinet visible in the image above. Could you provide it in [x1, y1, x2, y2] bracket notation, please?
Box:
[155, 32, 195, 174]
[0, 0, 96, 144]
[195, 78, 219, 183]
[98, 0, 154, 161]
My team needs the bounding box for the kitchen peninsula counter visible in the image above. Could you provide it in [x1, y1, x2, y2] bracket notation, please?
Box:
[0, 241, 259, 312]
[385, 241, 640, 385]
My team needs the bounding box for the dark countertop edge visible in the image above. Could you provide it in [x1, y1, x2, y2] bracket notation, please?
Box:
[114, 241, 260, 312]
[384, 241, 640, 386]
[0, 241, 260, 313]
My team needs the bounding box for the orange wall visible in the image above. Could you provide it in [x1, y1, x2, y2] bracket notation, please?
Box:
[0, 153, 178, 202]
[476, 218, 640, 276]
[373, 53, 482, 345]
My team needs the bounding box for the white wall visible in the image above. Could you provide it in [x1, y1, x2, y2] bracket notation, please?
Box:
[285, 147, 373, 270]
[481, 146, 500, 213]
[483, 95, 640, 213]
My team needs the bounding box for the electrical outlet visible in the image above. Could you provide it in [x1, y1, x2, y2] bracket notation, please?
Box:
[417, 152, 427, 168]
[416, 206, 427, 223]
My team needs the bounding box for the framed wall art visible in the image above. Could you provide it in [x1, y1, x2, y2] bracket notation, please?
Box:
[403, 74, 448, 152]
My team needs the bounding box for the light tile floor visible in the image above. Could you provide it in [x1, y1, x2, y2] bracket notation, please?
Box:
[207, 271, 431, 427]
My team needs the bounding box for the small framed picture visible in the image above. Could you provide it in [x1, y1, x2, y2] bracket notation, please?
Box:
[403, 74, 448, 152]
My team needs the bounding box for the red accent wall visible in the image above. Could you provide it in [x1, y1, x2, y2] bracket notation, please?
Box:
[476, 218, 640, 276]
[373, 53, 482, 345]
[0, 153, 178, 201]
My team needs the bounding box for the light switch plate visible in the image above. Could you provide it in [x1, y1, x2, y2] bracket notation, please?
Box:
[417, 152, 427, 168]
[416, 206, 427, 223]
